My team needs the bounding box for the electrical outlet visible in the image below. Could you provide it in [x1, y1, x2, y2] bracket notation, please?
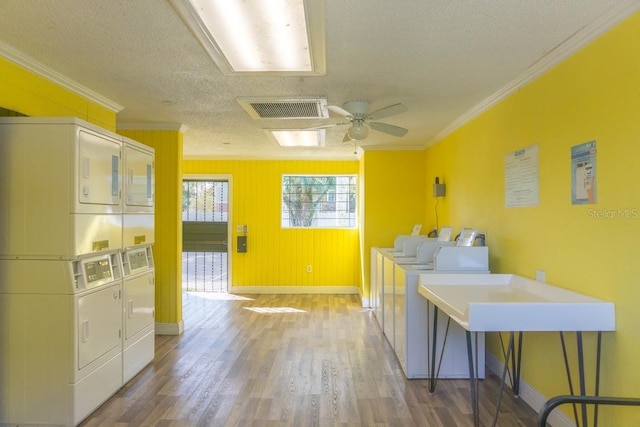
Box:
[306, 265, 312, 273]
[535, 269, 546, 282]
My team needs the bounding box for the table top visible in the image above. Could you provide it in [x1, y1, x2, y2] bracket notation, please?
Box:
[418, 274, 615, 332]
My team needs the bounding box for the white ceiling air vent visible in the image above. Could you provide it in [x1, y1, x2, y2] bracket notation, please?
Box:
[237, 97, 328, 119]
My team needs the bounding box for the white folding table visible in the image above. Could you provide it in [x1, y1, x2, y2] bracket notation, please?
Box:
[418, 273, 615, 427]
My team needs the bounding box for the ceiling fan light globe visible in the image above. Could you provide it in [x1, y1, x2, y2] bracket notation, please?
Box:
[348, 122, 368, 140]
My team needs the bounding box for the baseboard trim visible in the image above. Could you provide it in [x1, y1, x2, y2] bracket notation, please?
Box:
[155, 320, 184, 336]
[229, 285, 359, 294]
[485, 351, 573, 427]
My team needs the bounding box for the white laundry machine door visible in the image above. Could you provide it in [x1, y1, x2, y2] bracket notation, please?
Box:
[76, 127, 122, 210]
[123, 269, 155, 382]
[77, 283, 122, 370]
[123, 141, 154, 211]
[124, 271, 155, 341]
[73, 282, 123, 424]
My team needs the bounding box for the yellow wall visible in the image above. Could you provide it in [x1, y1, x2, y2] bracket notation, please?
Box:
[425, 12, 640, 424]
[183, 160, 360, 290]
[0, 57, 115, 129]
[119, 129, 184, 326]
[359, 149, 428, 299]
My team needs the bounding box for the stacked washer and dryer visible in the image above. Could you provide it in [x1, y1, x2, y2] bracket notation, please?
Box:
[0, 117, 155, 426]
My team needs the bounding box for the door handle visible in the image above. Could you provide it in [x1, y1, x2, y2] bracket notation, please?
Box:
[82, 320, 90, 343]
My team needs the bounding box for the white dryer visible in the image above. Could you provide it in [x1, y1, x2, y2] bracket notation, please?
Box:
[121, 246, 155, 383]
[0, 252, 123, 425]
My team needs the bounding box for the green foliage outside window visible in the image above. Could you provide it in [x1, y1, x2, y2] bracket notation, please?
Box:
[282, 175, 356, 228]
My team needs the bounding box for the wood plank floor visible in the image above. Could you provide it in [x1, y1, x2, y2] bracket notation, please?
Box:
[80, 293, 539, 426]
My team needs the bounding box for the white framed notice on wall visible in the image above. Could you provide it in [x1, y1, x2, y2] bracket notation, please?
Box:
[505, 144, 539, 208]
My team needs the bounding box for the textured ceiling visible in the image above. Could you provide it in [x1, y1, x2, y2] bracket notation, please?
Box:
[0, 1, 637, 159]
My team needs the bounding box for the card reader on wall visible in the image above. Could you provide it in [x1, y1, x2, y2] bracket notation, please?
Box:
[237, 236, 247, 253]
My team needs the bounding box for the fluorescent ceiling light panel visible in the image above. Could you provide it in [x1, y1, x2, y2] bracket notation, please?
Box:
[171, 0, 326, 74]
[271, 130, 325, 147]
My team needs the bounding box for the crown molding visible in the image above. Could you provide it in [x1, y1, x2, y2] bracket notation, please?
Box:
[426, 0, 640, 148]
[360, 144, 424, 152]
[117, 122, 188, 132]
[0, 40, 123, 113]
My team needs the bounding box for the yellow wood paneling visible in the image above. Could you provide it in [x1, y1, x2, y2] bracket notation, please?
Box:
[183, 160, 360, 289]
[120, 129, 183, 324]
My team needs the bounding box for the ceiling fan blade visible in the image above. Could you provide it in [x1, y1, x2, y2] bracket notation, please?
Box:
[343, 132, 353, 142]
[304, 124, 337, 130]
[369, 121, 408, 137]
[327, 105, 353, 117]
[367, 103, 408, 121]
[303, 122, 350, 130]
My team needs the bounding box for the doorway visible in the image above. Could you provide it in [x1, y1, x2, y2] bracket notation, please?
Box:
[181, 179, 230, 293]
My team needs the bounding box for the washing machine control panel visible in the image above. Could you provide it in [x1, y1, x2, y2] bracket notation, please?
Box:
[85, 258, 113, 283]
[128, 249, 148, 271]
[75, 252, 120, 291]
[122, 246, 153, 277]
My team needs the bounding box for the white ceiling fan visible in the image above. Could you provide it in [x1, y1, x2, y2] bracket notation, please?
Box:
[318, 100, 409, 142]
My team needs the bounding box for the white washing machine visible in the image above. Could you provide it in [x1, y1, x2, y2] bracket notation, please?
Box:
[393, 263, 486, 379]
[378, 242, 489, 380]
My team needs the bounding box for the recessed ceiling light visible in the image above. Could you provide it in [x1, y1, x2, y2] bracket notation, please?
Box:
[170, 0, 326, 75]
[270, 129, 325, 147]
